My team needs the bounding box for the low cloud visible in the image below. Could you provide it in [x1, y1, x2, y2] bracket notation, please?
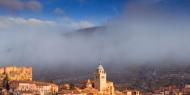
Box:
[71, 21, 95, 29]
[0, 16, 94, 32]
[0, 16, 95, 66]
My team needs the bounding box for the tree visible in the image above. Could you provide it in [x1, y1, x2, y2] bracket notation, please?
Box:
[70, 83, 75, 90]
[3, 74, 10, 90]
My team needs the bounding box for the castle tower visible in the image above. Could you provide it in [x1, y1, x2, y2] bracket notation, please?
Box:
[94, 64, 107, 92]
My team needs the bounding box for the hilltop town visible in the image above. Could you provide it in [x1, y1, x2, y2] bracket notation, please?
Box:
[0, 64, 190, 95]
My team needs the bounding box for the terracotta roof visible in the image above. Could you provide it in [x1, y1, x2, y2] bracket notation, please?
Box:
[82, 88, 99, 94]
[58, 90, 84, 94]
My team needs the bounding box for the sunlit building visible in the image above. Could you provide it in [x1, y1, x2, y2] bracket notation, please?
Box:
[9, 81, 58, 95]
[182, 84, 190, 95]
[123, 90, 141, 95]
[94, 64, 115, 95]
[58, 64, 116, 95]
[0, 66, 32, 81]
[58, 89, 87, 95]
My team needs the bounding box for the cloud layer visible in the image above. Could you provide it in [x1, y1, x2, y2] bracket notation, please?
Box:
[0, 16, 95, 66]
[0, 0, 42, 12]
[0, 0, 190, 69]
[0, 16, 94, 32]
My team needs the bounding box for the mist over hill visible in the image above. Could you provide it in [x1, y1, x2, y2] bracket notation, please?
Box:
[27, 26, 190, 91]
[0, 0, 190, 92]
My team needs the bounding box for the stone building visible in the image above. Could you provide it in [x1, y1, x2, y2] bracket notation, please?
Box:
[123, 90, 141, 95]
[9, 81, 58, 95]
[94, 64, 115, 95]
[58, 89, 87, 95]
[86, 79, 93, 88]
[0, 66, 32, 81]
[0, 66, 59, 95]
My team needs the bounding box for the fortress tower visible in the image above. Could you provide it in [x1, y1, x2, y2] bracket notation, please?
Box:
[0, 66, 32, 81]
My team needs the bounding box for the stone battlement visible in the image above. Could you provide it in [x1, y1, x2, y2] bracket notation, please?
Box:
[0, 66, 32, 81]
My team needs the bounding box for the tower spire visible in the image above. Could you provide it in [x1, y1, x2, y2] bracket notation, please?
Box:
[97, 55, 104, 70]
[98, 55, 102, 66]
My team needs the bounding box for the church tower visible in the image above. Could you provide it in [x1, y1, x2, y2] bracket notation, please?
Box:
[94, 64, 107, 92]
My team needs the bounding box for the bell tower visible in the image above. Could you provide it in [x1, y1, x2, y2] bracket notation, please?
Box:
[94, 64, 107, 92]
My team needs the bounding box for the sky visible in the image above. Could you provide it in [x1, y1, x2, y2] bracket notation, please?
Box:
[0, 0, 190, 27]
[0, 0, 127, 26]
[0, 0, 190, 68]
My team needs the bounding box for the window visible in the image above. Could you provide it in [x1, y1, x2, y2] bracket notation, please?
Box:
[96, 75, 99, 79]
